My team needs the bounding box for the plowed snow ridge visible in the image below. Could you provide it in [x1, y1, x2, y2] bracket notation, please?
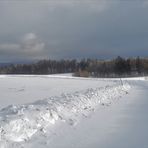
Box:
[0, 82, 130, 145]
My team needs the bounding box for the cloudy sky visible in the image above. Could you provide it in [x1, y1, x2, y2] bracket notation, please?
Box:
[0, 0, 148, 62]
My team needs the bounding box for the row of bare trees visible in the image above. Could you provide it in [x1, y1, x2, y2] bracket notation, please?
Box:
[0, 57, 148, 77]
[75, 56, 148, 77]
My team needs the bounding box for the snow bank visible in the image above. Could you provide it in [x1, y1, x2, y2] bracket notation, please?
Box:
[0, 82, 130, 147]
[0, 74, 146, 81]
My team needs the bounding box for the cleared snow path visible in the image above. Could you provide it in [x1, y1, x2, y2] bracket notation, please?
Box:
[37, 80, 148, 148]
[0, 81, 130, 147]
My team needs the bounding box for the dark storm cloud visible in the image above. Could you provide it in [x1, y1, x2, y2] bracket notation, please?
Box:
[0, 0, 148, 62]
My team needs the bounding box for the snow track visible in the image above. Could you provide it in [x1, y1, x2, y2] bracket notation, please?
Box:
[0, 81, 130, 147]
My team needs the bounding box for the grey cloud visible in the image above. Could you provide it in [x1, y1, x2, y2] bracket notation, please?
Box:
[0, 33, 46, 61]
[21, 33, 45, 53]
[0, 0, 148, 62]
[0, 44, 19, 51]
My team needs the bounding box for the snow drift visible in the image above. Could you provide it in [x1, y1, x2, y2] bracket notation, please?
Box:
[0, 81, 130, 147]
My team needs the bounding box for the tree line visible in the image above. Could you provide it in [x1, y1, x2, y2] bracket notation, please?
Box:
[0, 56, 148, 77]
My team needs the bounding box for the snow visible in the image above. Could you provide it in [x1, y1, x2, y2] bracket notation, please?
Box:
[0, 75, 112, 109]
[0, 75, 147, 148]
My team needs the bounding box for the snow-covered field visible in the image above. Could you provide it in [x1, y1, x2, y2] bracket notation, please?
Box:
[0, 75, 147, 148]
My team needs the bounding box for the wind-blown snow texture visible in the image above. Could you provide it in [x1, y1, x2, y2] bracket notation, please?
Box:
[0, 75, 131, 148]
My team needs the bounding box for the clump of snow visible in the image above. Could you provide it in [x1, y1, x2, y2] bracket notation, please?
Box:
[0, 82, 130, 146]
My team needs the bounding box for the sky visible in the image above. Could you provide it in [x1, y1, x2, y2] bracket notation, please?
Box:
[0, 0, 148, 62]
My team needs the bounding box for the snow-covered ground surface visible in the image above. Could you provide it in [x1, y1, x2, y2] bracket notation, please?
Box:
[0, 75, 148, 148]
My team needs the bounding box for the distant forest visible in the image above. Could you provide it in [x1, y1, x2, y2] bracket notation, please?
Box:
[0, 56, 148, 77]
